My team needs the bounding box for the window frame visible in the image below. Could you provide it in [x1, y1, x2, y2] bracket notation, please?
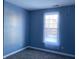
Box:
[43, 12, 60, 46]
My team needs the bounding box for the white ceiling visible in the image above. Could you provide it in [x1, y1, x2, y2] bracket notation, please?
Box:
[4, 0, 75, 10]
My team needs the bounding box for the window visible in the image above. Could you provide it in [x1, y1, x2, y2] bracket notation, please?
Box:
[43, 12, 60, 47]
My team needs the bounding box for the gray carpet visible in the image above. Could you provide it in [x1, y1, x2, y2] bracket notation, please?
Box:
[4, 48, 75, 59]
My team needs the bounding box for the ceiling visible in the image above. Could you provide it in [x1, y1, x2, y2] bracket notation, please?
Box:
[4, 0, 75, 10]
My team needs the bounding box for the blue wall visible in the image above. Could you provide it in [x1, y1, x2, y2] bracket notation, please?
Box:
[29, 5, 75, 55]
[4, 2, 75, 56]
[4, 2, 30, 56]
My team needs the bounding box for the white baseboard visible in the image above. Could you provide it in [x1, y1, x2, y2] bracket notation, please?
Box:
[4, 46, 75, 58]
[3, 46, 29, 58]
[28, 46, 75, 58]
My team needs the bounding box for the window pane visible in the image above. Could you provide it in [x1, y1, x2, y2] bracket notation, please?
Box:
[44, 12, 59, 47]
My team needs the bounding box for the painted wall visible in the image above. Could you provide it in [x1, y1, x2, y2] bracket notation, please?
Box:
[29, 5, 75, 55]
[4, 2, 30, 56]
[4, 2, 75, 56]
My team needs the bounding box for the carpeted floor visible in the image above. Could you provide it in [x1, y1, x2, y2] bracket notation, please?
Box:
[4, 48, 75, 59]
